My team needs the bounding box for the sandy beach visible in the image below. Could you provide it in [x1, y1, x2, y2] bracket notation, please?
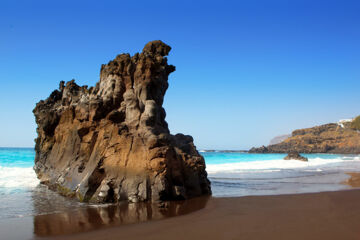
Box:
[29, 189, 360, 240]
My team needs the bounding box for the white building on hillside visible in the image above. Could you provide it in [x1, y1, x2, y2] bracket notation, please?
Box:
[337, 119, 353, 128]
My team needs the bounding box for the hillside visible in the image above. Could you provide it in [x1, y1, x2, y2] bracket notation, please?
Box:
[249, 118, 360, 154]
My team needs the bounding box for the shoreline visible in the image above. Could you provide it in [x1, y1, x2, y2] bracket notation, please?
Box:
[2, 149, 360, 239]
[26, 188, 360, 240]
[344, 172, 360, 187]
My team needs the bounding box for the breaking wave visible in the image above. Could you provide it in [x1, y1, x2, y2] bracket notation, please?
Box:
[0, 166, 39, 190]
[206, 157, 353, 174]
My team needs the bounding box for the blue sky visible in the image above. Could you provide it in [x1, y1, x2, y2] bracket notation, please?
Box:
[1, 0, 360, 149]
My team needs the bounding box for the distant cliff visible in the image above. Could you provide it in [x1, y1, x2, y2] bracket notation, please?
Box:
[33, 41, 211, 203]
[269, 134, 291, 145]
[249, 118, 360, 154]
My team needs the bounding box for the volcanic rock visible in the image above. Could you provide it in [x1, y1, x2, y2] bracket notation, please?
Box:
[249, 122, 360, 154]
[33, 40, 211, 203]
[283, 152, 308, 162]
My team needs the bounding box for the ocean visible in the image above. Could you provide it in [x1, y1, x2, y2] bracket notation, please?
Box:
[1, 148, 359, 220]
[204, 151, 360, 197]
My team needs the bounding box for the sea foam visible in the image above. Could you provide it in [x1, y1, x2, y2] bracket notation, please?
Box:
[206, 157, 356, 174]
[0, 166, 39, 189]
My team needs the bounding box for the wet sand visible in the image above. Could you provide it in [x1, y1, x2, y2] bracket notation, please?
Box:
[344, 172, 360, 187]
[35, 189, 360, 240]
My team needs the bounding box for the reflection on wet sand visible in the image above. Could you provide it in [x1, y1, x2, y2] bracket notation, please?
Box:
[33, 196, 209, 237]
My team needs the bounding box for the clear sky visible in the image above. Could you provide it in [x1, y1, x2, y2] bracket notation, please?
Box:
[1, 0, 360, 149]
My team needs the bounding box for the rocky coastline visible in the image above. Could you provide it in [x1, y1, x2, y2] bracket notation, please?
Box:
[33, 41, 211, 203]
[249, 121, 360, 154]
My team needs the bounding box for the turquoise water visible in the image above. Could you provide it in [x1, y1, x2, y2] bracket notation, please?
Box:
[201, 152, 350, 165]
[203, 152, 286, 164]
[0, 147, 360, 219]
[203, 151, 360, 198]
[0, 148, 35, 168]
[0, 148, 84, 220]
[0, 148, 354, 168]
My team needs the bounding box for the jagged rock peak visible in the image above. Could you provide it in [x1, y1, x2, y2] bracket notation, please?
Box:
[142, 40, 172, 56]
[33, 40, 211, 204]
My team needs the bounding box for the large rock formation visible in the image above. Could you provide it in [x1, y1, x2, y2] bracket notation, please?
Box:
[33, 40, 211, 203]
[249, 121, 360, 154]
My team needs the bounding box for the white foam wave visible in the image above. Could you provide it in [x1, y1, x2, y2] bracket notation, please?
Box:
[0, 166, 39, 189]
[206, 157, 357, 174]
[342, 156, 360, 161]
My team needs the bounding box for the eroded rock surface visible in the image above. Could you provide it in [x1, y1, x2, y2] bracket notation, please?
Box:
[249, 122, 360, 154]
[33, 40, 211, 203]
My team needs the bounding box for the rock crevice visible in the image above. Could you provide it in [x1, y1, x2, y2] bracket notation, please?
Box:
[33, 40, 211, 203]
